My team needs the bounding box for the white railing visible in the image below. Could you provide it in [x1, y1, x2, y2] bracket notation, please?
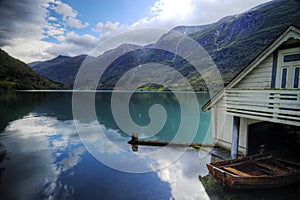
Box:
[225, 89, 300, 126]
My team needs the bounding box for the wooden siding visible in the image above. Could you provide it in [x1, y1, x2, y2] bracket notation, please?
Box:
[212, 99, 232, 149]
[212, 99, 249, 153]
[225, 89, 300, 126]
[235, 55, 273, 89]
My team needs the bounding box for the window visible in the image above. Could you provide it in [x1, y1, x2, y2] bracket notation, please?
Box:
[277, 47, 300, 89]
[284, 54, 300, 62]
[294, 66, 300, 88]
[281, 67, 288, 88]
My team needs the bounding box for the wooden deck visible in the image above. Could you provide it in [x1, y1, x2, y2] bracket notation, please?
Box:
[224, 89, 300, 126]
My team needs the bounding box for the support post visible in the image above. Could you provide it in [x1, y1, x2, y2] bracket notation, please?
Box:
[130, 133, 138, 151]
[231, 116, 240, 159]
[132, 132, 138, 143]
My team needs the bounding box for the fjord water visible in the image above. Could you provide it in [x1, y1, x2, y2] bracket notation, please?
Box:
[0, 91, 212, 199]
[1, 92, 300, 200]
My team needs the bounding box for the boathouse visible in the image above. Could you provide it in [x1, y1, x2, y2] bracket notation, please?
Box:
[202, 25, 300, 158]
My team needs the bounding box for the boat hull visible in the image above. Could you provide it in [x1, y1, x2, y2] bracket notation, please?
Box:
[207, 152, 300, 189]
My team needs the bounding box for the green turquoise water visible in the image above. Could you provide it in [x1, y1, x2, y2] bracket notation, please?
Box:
[1, 91, 298, 199]
[0, 91, 212, 199]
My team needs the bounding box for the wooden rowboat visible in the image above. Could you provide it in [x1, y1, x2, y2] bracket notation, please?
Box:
[207, 151, 300, 189]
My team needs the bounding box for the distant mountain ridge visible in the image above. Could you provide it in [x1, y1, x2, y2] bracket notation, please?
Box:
[0, 49, 67, 90]
[30, 54, 87, 87]
[30, 0, 300, 91]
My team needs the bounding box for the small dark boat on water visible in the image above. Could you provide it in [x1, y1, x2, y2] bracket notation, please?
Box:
[207, 151, 300, 189]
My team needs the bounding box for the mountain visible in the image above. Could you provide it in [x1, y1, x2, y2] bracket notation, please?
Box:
[99, 0, 300, 91]
[30, 44, 143, 89]
[27, 61, 42, 68]
[185, 0, 300, 83]
[30, 0, 300, 91]
[0, 49, 67, 90]
[172, 25, 208, 35]
[29, 54, 87, 87]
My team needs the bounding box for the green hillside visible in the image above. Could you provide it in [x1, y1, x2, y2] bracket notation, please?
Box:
[0, 49, 67, 90]
[30, 55, 87, 88]
[187, 0, 300, 83]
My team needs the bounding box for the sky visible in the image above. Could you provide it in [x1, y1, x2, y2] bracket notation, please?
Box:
[0, 0, 272, 63]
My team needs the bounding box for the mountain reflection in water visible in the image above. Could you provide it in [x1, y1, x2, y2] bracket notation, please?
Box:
[1, 91, 298, 199]
[0, 91, 211, 199]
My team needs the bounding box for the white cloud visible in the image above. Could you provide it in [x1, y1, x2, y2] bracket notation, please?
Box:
[65, 17, 89, 29]
[54, 1, 78, 20]
[151, 0, 193, 20]
[0, 0, 91, 62]
[133, 0, 272, 28]
[45, 31, 99, 57]
[2, 38, 54, 63]
[52, 23, 62, 28]
[93, 21, 120, 33]
[46, 25, 65, 38]
[47, 16, 58, 22]
[52, 0, 89, 29]
[64, 31, 99, 48]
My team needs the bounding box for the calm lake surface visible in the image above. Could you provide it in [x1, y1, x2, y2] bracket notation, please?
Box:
[0, 91, 212, 200]
[0, 91, 299, 200]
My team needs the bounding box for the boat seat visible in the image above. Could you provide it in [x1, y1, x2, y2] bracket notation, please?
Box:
[252, 161, 288, 175]
[223, 167, 251, 177]
[275, 158, 300, 168]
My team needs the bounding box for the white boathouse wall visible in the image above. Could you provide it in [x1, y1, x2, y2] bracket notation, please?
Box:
[209, 26, 300, 156]
[235, 55, 273, 89]
[211, 53, 275, 155]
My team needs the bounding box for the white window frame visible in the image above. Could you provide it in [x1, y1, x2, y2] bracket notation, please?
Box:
[293, 66, 300, 88]
[280, 67, 288, 88]
[276, 47, 300, 89]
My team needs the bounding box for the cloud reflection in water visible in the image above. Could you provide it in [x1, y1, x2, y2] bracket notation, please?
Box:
[0, 114, 211, 199]
[1, 115, 84, 199]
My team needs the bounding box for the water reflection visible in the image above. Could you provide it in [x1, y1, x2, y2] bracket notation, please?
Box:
[0, 91, 55, 131]
[155, 149, 210, 199]
[0, 115, 171, 199]
[0, 148, 7, 183]
[1, 116, 79, 199]
[0, 91, 211, 199]
[1, 92, 298, 199]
